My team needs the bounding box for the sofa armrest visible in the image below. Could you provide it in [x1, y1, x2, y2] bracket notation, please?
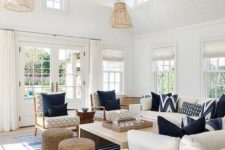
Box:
[180, 130, 225, 150]
[128, 130, 180, 150]
[139, 97, 152, 111]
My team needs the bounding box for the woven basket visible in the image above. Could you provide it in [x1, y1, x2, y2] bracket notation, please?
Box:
[58, 138, 95, 150]
[42, 128, 73, 150]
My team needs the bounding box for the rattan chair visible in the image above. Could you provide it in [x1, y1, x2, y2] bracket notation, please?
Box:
[33, 96, 80, 136]
[90, 93, 132, 121]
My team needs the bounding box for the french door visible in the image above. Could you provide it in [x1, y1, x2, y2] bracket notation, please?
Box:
[18, 42, 86, 126]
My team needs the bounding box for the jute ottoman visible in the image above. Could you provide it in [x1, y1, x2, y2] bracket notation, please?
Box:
[58, 138, 95, 150]
[42, 128, 73, 150]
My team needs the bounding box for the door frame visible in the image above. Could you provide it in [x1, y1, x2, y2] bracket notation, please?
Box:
[15, 32, 89, 127]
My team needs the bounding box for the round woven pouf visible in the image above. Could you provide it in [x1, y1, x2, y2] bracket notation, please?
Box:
[58, 138, 95, 150]
[42, 128, 73, 150]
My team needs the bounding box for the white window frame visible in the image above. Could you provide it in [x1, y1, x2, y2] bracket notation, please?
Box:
[204, 57, 225, 98]
[135, 0, 149, 6]
[102, 60, 124, 95]
[150, 43, 178, 94]
[102, 47, 125, 95]
[201, 37, 225, 98]
[154, 60, 175, 93]
[42, 0, 68, 14]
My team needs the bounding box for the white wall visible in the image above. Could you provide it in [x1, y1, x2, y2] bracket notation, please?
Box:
[0, 0, 134, 95]
[132, 19, 225, 97]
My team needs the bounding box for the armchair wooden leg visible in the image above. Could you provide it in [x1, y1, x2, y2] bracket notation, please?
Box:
[34, 127, 38, 136]
[76, 125, 80, 137]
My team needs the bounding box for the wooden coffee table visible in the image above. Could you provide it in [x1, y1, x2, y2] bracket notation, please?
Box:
[79, 121, 157, 149]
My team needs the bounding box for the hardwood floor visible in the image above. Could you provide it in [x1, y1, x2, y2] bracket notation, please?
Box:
[0, 126, 36, 136]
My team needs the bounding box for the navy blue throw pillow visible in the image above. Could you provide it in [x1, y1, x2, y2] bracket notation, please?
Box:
[48, 103, 68, 117]
[158, 116, 183, 138]
[41, 93, 66, 116]
[200, 100, 216, 120]
[105, 99, 121, 111]
[151, 92, 172, 111]
[182, 117, 206, 135]
[159, 94, 178, 112]
[158, 116, 205, 138]
[182, 116, 224, 131]
[97, 90, 116, 107]
[215, 94, 225, 118]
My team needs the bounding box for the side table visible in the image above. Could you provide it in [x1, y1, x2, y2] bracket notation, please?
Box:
[77, 111, 95, 124]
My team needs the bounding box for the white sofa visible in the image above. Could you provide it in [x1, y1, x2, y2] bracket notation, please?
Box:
[128, 130, 225, 150]
[138, 96, 215, 126]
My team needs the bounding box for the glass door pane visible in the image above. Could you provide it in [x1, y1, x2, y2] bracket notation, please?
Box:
[24, 47, 51, 100]
[58, 49, 82, 101]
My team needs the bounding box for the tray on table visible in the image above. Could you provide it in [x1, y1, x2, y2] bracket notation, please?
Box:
[102, 117, 153, 132]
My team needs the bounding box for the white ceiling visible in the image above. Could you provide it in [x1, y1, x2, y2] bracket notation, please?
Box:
[81, 0, 225, 36]
[1, 0, 225, 36]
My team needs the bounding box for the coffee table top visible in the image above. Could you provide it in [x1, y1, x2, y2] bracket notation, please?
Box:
[79, 120, 157, 148]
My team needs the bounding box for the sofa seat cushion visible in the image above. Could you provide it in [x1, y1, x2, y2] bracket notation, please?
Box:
[140, 111, 188, 127]
[37, 115, 80, 128]
[128, 130, 180, 150]
[180, 130, 225, 150]
[94, 109, 132, 121]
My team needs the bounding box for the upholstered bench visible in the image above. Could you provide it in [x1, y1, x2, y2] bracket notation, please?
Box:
[42, 128, 73, 150]
[58, 138, 95, 150]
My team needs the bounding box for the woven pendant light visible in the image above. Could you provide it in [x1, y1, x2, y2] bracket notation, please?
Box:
[3, 0, 34, 12]
[111, 1, 132, 28]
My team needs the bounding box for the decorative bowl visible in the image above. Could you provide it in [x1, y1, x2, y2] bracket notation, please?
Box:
[82, 108, 89, 112]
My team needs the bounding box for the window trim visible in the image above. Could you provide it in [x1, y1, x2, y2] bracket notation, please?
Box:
[150, 43, 178, 93]
[42, 0, 68, 14]
[201, 37, 225, 98]
[102, 60, 124, 95]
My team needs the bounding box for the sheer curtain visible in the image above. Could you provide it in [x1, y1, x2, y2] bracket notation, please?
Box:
[88, 40, 103, 106]
[0, 30, 18, 132]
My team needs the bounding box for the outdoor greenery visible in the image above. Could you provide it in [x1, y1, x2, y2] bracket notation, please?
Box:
[157, 71, 175, 94]
[156, 60, 175, 94]
[207, 57, 225, 98]
[24, 48, 81, 97]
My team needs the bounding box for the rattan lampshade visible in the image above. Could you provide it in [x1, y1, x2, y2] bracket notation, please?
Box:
[111, 2, 132, 28]
[3, 0, 34, 12]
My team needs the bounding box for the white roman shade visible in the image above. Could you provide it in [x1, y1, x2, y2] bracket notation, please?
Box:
[103, 49, 125, 61]
[153, 46, 175, 61]
[203, 39, 225, 58]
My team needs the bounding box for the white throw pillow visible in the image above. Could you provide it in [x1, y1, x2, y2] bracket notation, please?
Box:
[140, 98, 152, 111]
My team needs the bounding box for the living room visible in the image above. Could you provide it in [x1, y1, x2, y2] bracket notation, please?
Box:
[1, 0, 225, 150]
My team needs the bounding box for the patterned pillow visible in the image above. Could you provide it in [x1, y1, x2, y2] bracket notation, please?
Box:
[182, 116, 225, 131]
[179, 102, 202, 117]
[206, 117, 225, 131]
[159, 94, 178, 112]
[200, 100, 216, 120]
